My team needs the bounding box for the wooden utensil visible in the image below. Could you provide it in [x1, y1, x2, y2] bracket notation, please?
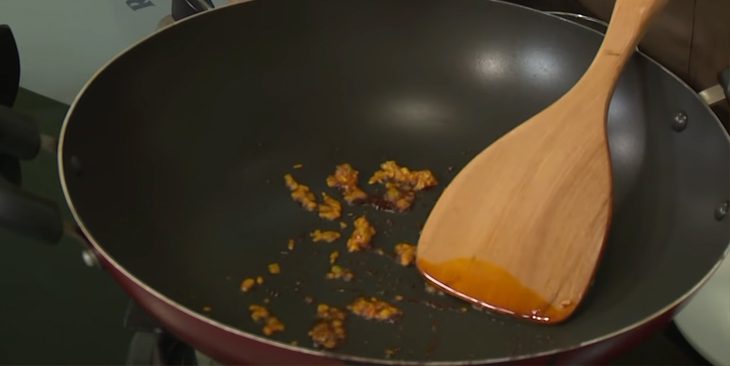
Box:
[416, 0, 667, 324]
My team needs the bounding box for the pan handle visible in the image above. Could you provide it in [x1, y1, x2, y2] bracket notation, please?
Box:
[0, 25, 20, 107]
[717, 68, 728, 103]
[0, 106, 41, 159]
[0, 107, 63, 244]
[699, 68, 730, 107]
[0, 25, 63, 244]
[549, 12, 730, 110]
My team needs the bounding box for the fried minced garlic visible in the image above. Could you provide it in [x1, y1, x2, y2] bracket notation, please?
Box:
[326, 164, 367, 204]
[325, 265, 354, 282]
[384, 182, 416, 212]
[268, 263, 281, 274]
[329, 251, 339, 264]
[348, 297, 402, 322]
[346, 216, 375, 252]
[256, 276, 264, 285]
[249, 304, 269, 322]
[263, 316, 285, 336]
[369, 161, 438, 191]
[287, 239, 295, 251]
[241, 278, 256, 292]
[318, 193, 342, 220]
[310, 230, 341, 243]
[394, 243, 416, 266]
[339, 221, 347, 229]
[284, 174, 317, 211]
[385, 347, 400, 359]
[309, 304, 347, 349]
[368, 161, 437, 212]
[249, 304, 285, 336]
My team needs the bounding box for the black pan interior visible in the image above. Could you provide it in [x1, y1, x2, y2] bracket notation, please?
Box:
[60, 0, 730, 362]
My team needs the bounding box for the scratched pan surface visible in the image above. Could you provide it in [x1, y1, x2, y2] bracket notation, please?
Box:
[59, 0, 730, 363]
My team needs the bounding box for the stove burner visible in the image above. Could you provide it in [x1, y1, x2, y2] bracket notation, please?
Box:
[124, 301, 217, 366]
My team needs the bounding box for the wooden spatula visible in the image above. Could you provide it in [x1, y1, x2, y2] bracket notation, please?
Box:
[416, 0, 667, 324]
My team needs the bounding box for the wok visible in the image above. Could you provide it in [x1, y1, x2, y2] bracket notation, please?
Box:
[1, 0, 729, 364]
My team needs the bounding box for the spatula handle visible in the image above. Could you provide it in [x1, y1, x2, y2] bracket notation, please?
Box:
[580, 0, 667, 91]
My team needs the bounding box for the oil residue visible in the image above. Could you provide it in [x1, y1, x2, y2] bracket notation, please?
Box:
[417, 258, 575, 323]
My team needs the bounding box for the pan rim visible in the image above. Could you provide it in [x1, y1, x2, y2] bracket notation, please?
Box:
[56, 0, 730, 364]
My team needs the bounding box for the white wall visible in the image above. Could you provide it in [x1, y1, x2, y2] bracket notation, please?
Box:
[0, 0, 228, 104]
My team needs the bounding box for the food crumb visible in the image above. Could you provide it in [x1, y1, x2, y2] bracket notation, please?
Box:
[293, 163, 303, 169]
[290, 340, 299, 346]
[249, 304, 285, 336]
[287, 239, 295, 251]
[310, 230, 341, 243]
[329, 251, 339, 264]
[249, 304, 269, 322]
[304, 296, 314, 304]
[263, 316, 285, 336]
[202, 306, 212, 312]
[268, 263, 281, 274]
[347, 216, 375, 252]
[318, 192, 342, 220]
[263, 298, 271, 304]
[394, 243, 416, 266]
[240, 278, 256, 292]
[309, 304, 347, 349]
[425, 282, 445, 296]
[339, 221, 347, 229]
[348, 297, 402, 322]
[284, 174, 317, 211]
[326, 164, 367, 204]
[385, 347, 400, 358]
[256, 276, 264, 285]
[394, 295, 404, 302]
[326, 265, 354, 282]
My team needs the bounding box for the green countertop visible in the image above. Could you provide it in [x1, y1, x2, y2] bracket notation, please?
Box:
[0, 89, 132, 364]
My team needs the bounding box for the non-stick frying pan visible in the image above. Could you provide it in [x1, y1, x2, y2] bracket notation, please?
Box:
[1, 0, 729, 364]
